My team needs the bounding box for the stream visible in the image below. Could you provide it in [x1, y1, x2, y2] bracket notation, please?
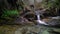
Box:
[0, 10, 59, 34]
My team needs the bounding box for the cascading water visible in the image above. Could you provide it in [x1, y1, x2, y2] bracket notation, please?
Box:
[35, 10, 49, 25]
[37, 14, 48, 25]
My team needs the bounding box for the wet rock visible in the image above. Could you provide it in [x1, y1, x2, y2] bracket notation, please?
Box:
[24, 14, 36, 21]
[51, 16, 60, 19]
[46, 19, 60, 27]
[42, 17, 60, 27]
[0, 25, 60, 34]
[14, 25, 47, 34]
[14, 17, 28, 24]
[13, 17, 35, 25]
[48, 30, 60, 34]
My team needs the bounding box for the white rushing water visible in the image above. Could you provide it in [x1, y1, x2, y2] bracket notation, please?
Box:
[35, 10, 49, 25]
[37, 14, 48, 25]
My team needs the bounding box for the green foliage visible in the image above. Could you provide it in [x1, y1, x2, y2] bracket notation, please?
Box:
[1, 10, 19, 18]
[41, 0, 60, 16]
[54, 0, 60, 8]
[42, 0, 60, 9]
[42, 0, 53, 9]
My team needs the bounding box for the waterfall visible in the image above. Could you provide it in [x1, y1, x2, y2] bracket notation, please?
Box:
[37, 14, 40, 20]
[35, 10, 49, 25]
[37, 14, 49, 25]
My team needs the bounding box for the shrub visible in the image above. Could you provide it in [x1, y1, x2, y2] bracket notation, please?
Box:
[1, 10, 19, 18]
